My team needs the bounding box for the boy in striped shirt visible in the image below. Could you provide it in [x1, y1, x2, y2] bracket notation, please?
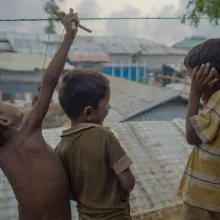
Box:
[178, 39, 220, 220]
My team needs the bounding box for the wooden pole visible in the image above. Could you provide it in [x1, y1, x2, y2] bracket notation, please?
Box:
[131, 201, 182, 218]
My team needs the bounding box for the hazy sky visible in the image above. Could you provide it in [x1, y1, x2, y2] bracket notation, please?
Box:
[1, 0, 220, 45]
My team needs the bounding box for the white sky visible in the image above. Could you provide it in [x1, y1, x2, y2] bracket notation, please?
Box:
[1, 0, 220, 45]
[65, 0, 179, 16]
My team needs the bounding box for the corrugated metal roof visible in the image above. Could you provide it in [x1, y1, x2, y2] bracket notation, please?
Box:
[0, 52, 73, 71]
[0, 119, 190, 218]
[69, 56, 109, 63]
[105, 76, 177, 123]
[122, 82, 198, 123]
[69, 39, 107, 57]
[173, 36, 207, 49]
[1, 32, 187, 57]
[0, 33, 11, 52]
[0, 42, 11, 52]
[47, 76, 178, 125]
[111, 120, 190, 213]
[94, 36, 186, 55]
[0, 32, 7, 40]
[4, 32, 108, 59]
[127, 98, 187, 122]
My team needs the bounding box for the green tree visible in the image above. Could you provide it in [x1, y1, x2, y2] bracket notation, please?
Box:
[44, 0, 63, 34]
[181, 0, 220, 27]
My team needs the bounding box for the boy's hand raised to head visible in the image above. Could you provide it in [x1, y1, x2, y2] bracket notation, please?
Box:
[53, 8, 79, 38]
[190, 63, 219, 96]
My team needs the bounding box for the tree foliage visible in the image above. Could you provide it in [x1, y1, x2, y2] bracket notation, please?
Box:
[181, 0, 220, 27]
[44, 0, 63, 34]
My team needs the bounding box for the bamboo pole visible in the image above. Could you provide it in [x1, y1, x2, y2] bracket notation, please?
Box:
[131, 201, 182, 218]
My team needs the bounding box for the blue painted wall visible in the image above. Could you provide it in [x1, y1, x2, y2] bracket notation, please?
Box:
[102, 63, 147, 83]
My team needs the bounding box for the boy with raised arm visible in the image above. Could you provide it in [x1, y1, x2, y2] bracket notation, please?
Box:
[178, 39, 220, 220]
[0, 8, 78, 220]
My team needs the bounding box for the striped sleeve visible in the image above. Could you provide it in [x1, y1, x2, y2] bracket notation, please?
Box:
[190, 91, 220, 144]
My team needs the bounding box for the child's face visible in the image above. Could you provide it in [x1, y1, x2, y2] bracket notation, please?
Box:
[0, 101, 24, 128]
[90, 87, 111, 125]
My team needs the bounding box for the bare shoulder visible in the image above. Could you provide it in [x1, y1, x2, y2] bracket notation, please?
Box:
[0, 129, 24, 153]
[20, 124, 42, 140]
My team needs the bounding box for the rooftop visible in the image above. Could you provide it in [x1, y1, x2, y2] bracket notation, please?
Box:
[0, 52, 73, 71]
[0, 119, 190, 219]
[126, 97, 188, 122]
[105, 76, 178, 123]
[0, 32, 187, 58]
[120, 83, 194, 122]
[173, 36, 207, 49]
[21, 76, 178, 129]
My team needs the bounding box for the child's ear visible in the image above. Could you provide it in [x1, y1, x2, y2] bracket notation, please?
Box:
[0, 116, 12, 126]
[84, 106, 93, 121]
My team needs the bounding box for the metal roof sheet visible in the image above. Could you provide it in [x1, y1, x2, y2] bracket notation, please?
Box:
[46, 76, 178, 125]
[105, 76, 177, 123]
[0, 52, 73, 71]
[1, 32, 187, 56]
[0, 32, 7, 40]
[69, 56, 110, 63]
[127, 98, 187, 122]
[173, 36, 207, 49]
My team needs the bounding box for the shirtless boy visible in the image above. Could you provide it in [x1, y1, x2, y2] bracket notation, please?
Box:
[0, 8, 78, 220]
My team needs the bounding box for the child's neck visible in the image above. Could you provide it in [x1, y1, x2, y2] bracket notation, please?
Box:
[0, 126, 18, 146]
[71, 119, 90, 127]
[71, 119, 101, 127]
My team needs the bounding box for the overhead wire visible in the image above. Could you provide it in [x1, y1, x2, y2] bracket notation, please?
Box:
[0, 17, 212, 22]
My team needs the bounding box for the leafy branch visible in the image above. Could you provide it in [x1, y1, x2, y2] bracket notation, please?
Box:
[181, 0, 220, 27]
[43, 0, 63, 34]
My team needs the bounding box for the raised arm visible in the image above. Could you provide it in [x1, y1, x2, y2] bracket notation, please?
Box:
[186, 64, 219, 145]
[24, 9, 78, 132]
[31, 86, 40, 106]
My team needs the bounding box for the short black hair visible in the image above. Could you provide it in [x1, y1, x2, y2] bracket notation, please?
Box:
[58, 69, 110, 119]
[184, 38, 220, 73]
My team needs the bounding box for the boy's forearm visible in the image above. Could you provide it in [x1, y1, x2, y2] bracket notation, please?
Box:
[186, 93, 201, 145]
[41, 33, 74, 88]
[118, 168, 135, 193]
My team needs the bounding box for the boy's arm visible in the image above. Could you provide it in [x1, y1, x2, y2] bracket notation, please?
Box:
[105, 132, 135, 193]
[186, 64, 219, 145]
[31, 86, 40, 106]
[186, 93, 201, 146]
[117, 168, 135, 193]
[24, 9, 78, 132]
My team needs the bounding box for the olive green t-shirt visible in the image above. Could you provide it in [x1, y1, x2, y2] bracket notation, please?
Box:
[55, 123, 133, 220]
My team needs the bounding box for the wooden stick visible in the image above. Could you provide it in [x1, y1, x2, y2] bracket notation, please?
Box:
[131, 201, 182, 217]
[77, 23, 92, 33]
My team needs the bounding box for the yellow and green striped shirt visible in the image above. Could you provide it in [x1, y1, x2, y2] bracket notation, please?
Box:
[178, 90, 220, 212]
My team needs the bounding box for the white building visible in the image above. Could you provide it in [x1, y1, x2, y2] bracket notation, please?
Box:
[94, 36, 186, 70]
[0, 52, 72, 104]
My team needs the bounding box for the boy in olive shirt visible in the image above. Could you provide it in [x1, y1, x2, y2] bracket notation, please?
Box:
[56, 69, 135, 220]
